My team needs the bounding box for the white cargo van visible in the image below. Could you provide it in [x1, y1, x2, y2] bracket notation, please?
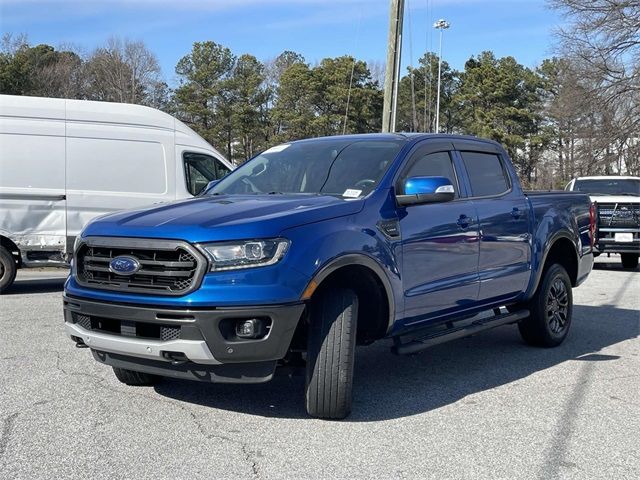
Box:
[0, 94, 233, 292]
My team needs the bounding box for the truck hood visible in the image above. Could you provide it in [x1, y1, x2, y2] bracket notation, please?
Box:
[588, 195, 640, 203]
[82, 194, 364, 243]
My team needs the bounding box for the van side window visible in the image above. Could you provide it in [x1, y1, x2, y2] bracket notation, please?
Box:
[183, 153, 229, 196]
[460, 151, 509, 197]
[404, 151, 459, 197]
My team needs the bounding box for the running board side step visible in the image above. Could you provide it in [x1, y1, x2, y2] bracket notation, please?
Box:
[391, 309, 530, 356]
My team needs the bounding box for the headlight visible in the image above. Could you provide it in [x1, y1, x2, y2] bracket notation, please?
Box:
[73, 235, 83, 253]
[201, 239, 289, 271]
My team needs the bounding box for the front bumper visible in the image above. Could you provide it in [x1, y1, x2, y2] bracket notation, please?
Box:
[63, 295, 305, 383]
[595, 229, 640, 254]
[595, 242, 640, 254]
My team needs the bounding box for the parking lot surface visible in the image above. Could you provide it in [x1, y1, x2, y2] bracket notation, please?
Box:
[1, 256, 638, 479]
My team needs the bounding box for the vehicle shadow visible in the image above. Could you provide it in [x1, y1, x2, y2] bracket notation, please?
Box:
[3, 276, 67, 295]
[593, 255, 640, 272]
[154, 303, 639, 421]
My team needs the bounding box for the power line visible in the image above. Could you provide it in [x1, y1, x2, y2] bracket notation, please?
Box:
[343, 11, 362, 135]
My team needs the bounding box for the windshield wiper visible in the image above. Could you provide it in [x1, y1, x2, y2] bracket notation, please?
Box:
[267, 191, 284, 195]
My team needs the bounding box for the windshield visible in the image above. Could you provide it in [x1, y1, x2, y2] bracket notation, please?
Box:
[208, 138, 405, 198]
[573, 179, 640, 196]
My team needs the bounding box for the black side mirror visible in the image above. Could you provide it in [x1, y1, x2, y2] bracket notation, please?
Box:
[396, 176, 455, 206]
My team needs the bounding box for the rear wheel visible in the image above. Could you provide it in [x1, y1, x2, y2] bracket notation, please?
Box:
[112, 367, 160, 386]
[517, 264, 573, 347]
[0, 246, 17, 294]
[621, 253, 638, 270]
[305, 288, 358, 419]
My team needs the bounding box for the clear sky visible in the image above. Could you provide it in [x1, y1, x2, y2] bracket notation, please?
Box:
[0, 0, 562, 85]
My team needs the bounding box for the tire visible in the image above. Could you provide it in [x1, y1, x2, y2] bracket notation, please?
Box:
[305, 288, 358, 419]
[621, 253, 638, 270]
[112, 367, 160, 386]
[0, 246, 17, 294]
[517, 264, 573, 348]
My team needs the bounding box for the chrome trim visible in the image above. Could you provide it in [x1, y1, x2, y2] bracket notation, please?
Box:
[75, 236, 208, 296]
[65, 322, 220, 364]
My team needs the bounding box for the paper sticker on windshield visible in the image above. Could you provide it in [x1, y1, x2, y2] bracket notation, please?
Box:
[263, 144, 290, 154]
[343, 189, 362, 198]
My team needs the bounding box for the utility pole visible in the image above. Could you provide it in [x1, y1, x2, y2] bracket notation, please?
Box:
[433, 18, 449, 133]
[382, 0, 405, 133]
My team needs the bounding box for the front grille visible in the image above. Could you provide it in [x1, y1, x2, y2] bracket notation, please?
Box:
[75, 238, 206, 295]
[72, 312, 182, 341]
[597, 203, 640, 229]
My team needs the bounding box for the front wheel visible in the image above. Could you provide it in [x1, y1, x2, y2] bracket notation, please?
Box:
[518, 264, 573, 348]
[621, 253, 639, 270]
[0, 246, 17, 294]
[305, 288, 358, 419]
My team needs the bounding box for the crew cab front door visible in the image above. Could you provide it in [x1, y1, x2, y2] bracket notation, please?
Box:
[397, 142, 480, 326]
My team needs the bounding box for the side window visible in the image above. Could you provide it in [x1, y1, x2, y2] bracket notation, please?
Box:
[460, 151, 509, 197]
[216, 161, 231, 178]
[404, 151, 459, 197]
[183, 152, 228, 196]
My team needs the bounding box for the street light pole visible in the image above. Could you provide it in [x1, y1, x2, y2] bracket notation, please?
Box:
[433, 18, 449, 133]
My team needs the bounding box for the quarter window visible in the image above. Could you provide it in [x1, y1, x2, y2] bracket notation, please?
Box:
[460, 151, 509, 197]
[184, 152, 230, 196]
[403, 151, 458, 196]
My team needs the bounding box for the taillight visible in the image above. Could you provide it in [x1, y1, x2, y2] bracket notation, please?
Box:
[589, 202, 597, 249]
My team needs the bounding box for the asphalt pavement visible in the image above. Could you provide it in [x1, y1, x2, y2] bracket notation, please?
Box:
[1, 256, 638, 479]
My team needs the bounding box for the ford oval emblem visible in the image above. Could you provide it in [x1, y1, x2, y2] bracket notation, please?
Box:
[109, 255, 140, 276]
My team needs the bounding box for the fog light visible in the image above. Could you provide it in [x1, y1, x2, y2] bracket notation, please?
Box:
[235, 318, 266, 339]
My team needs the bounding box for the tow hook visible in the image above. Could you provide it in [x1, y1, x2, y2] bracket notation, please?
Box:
[162, 351, 189, 365]
[72, 336, 89, 349]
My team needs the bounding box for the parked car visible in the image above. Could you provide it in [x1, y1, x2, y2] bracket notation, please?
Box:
[64, 134, 594, 419]
[0, 95, 233, 292]
[565, 176, 640, 269]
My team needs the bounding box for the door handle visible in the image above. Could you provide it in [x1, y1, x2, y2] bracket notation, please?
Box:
[511, 208, 521, 219]
[457, 214, 472, 229]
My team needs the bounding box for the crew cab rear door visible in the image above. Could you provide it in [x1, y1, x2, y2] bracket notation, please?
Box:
[453, 140, 531, 303]
[397, 141, 480, 324]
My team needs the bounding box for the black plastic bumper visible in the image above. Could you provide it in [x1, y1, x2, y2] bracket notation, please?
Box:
[63, 294, 305, 383]
[595, 242, 640, 254]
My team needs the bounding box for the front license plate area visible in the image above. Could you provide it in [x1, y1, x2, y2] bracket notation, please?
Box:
[614, 232, 634, 243]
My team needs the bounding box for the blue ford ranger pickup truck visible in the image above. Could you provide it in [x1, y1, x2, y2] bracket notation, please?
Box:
[64, 134, 594, 419]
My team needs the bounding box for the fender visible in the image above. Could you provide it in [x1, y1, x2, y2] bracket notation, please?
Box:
[525, 229, 579, 299]
[303, 253, 396, 334]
